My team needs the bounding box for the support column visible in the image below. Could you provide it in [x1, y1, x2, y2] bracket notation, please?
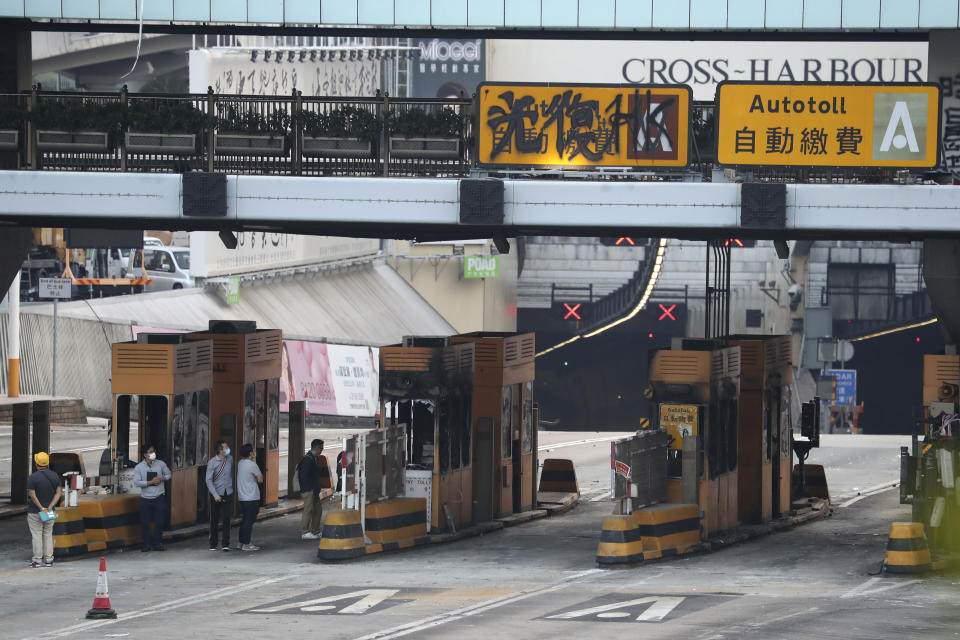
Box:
[287, 401, 305, 497]
[32, 400, 50, 456]
[7, 270, 20, 397]
[0, 28, 30, 93]
[10, 402, 30, 504]
[923, 239, 960, 351]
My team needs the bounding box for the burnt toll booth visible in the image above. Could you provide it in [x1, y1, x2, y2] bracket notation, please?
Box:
[451, 332, 537, 521]
[112, 334, 213, 527]
[380, 337, 476, 530]
[731, 336, 794, 523]
[187, 320, 283, 508]
[649, 343, 741, 537]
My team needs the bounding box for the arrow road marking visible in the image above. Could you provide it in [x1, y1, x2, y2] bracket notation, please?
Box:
[547, 596, 685, 622]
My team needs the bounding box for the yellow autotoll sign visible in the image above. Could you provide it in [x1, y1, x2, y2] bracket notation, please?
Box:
[658, 403, 699, 451]
[716, 82, 941, 167]
[477, 83, 690, 168]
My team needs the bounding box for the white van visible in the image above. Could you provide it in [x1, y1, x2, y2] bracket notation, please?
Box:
[133, 247, 194, 291]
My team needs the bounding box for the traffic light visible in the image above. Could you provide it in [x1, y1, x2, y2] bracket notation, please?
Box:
[800, 398, 820, 446]
[599, 237, 637, 247]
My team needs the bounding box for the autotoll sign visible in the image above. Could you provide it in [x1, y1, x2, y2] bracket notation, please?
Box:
[478, 83, 690, 168]
[464, 255, 499, 279]
[716, 82, 941, 167]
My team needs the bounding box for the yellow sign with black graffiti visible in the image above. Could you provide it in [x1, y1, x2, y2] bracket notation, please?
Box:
[716, 82, 941, 167]
[477, 82, 690, 168]
[658, 403, 699, 451]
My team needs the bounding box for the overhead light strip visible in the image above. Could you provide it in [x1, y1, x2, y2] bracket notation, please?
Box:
[849, 317, 938, 342]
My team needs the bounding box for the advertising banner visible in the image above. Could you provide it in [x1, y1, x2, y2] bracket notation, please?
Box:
[463, 255, 499, 278]
[715, 82, 941, 167]
[658, 403, 699, 451]
[478, 82, 690, 168]
[189, 231, 379, 278]
[188, 48, 381, 97]
[280, 340, 379, 417]
[412, 38, 484, 98]
[486, 40, 927, 101]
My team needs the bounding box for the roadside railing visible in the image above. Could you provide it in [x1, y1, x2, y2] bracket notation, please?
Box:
[0, 86, 474, 178]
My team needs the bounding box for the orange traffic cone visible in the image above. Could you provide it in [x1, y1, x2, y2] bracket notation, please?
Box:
[86, 556, 117, 619]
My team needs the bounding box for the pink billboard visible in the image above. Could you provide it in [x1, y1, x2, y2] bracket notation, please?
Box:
[280, 340, 379, 418]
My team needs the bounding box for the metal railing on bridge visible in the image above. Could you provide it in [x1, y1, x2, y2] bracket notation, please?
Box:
[0, 89, 921, 183]
[0, 87, 473, 178]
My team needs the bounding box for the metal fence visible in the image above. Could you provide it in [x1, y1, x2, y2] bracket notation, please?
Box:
[611, 428, 669, 514]
[1, 87, 473, 178]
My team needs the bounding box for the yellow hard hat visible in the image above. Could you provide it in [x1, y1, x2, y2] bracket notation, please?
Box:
[34, 452, 49, 467]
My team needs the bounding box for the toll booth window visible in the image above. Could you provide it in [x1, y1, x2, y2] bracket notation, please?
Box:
[243, 383, 256, 449]
[255, 381, 266, 451]
[267, 379, 280, 451]
[408, 401, 436, 469]
[779, 390, 792, 459]
[707, 405, 726, 479]
[172, 394, 185, 470]
[438, 398, 451, 473]
[198, 390, 210, 462]
[115, 395, 132, 465]
[141, 395, 170, 461]
[460, 395, 472, 468]
[501, 386, 513, 460]
[763, 393, 773, 463]
[724, 398, 738, 472]
[185, 392, 198, 468]
[521, 399, 533, 455]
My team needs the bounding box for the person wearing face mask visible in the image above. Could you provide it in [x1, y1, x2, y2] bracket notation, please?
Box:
[133, 444, 172, 552]
[205, 439, 234, 552]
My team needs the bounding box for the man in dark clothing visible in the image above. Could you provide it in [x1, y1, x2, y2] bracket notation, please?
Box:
[133, 444, 172, 552]
[26, 452, 62, 568]
[298, 439, 325, 539]
[205, 439, 234, 551]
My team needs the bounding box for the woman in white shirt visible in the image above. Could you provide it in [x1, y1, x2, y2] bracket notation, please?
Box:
[236, 443, 264, 551]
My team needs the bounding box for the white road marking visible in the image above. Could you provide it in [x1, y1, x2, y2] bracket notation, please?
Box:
[538, 436, 622, 452]
[21, 574, 295, 640]
[747, 606, 819, 627]
[840, 577, 921, 599]
[352, 569, 603, 640]
[833, 479, 899, 504]
[837, 482, 899, 508]
[250, 588, 400, 614]
[547, 596, 685, 622]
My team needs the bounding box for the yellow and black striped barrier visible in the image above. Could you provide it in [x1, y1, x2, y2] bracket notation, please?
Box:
[644, 385, 655, 400]
[364, 498, 428, 545]
[317, 509, 366, 562]
[633, 503, 701, 560]
[52, 506, 88, 558]
[884, 522, 932, 574]
[538, 459, 579, 494]
[639, 417, 650, 430]
[596, 515, 644, 566]
[792, 464, 830, 502]
[81, 495, 141, 552]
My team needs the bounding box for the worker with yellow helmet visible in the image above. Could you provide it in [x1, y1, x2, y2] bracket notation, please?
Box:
[26, 452, 62, 568]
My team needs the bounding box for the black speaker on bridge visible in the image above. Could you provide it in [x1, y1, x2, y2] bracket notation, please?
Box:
[740, 182, 786, 229]
[183, 173, 227, 217]
[459, 179, 504, 225]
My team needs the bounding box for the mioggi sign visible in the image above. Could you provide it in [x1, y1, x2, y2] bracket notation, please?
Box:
[716, 82, 941, 168]
[477, 82, 690, 168]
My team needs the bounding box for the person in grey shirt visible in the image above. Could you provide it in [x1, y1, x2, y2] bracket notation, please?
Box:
[236, 443, 263, 551]
[205, 440, 234, 551]
[133, 444, 172, 552]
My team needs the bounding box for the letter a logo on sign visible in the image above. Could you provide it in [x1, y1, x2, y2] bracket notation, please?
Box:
[873, 93, 928, 162]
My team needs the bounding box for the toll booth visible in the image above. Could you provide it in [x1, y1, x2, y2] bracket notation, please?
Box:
[451, 332, 537, 521]
[649, 343, 741, 537]
[186, 320, 283, 508]
[111, 334, 213, 527]
[380, 337, 476, 530]
[731, 336, 794, 523]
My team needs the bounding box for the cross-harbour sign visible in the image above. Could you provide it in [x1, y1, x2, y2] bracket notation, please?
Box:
[715, 82, 941, 168]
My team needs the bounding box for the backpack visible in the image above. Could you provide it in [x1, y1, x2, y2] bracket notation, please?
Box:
[293, 454, 310, 493]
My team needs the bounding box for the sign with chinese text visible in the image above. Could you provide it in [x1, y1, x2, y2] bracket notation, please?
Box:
[658, 403, 699, 451]
[825, 368, 857, 407]
[464, 255, 499, 279]
[39, 278, 72, 299]
[716, 82, 941, 167]
[478, 83, 690, 168]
